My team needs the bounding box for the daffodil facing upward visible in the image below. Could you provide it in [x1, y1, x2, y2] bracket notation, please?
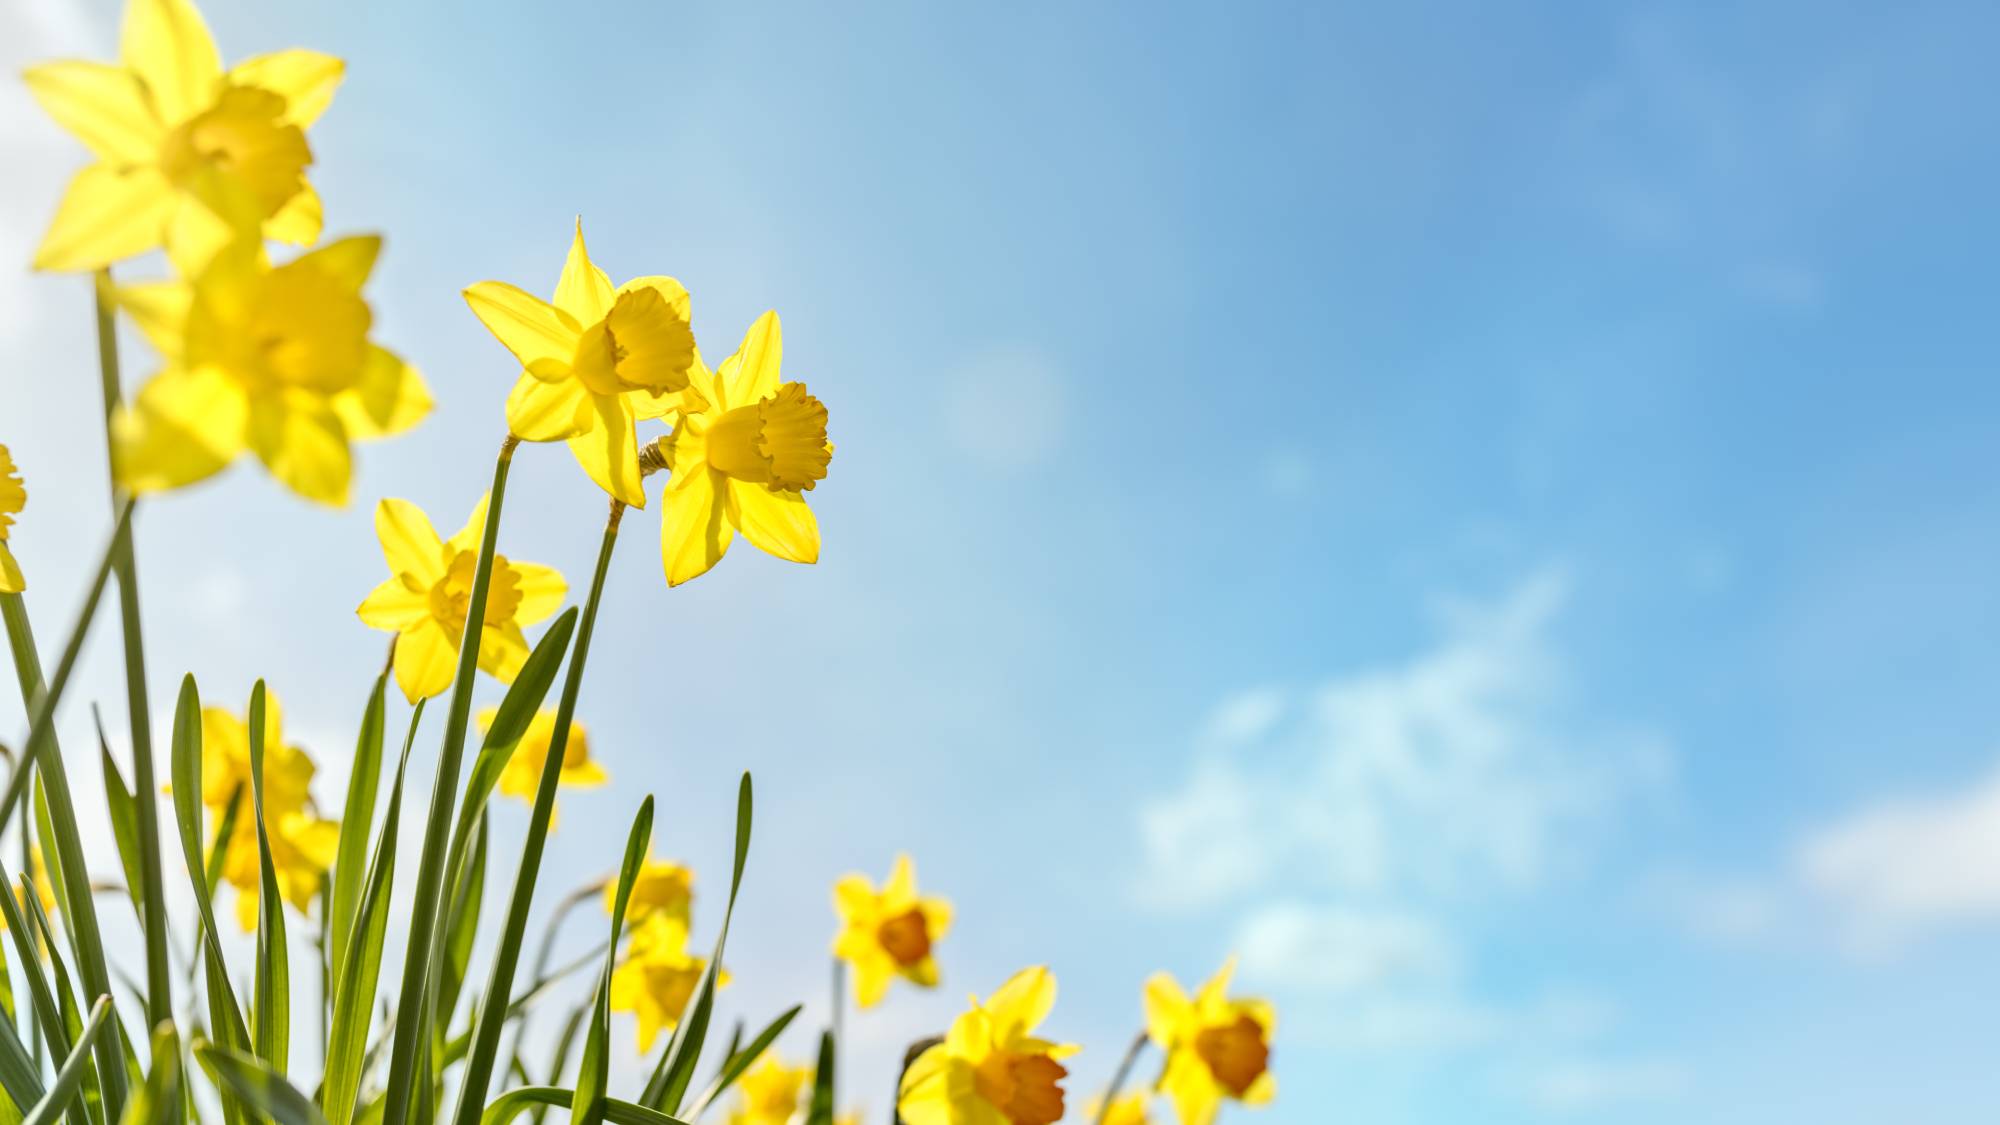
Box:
[609, 914, 723, 1053]
[898, 966, 1075, 1125]
[357, 496, 566, 704]
[727, 1054, 810, 1125]
[0, 445, 25, 593]
[25, 0, 342, 272]
[109, 235, 431, 505]
[833, 852, 953, 1008]
[199, 692, 339, 931]
[463, 222, 707, 508]
[476, 706, 607, 825]
[649, 312, 832, 586]
[1143, 960, 1274, 1125]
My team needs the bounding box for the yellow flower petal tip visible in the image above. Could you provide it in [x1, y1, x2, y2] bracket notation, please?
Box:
[833, 853, 952, 1009]
[1143, 960, 1276, 1125]
[896, 966, 1071, 1125]
[477, 706, 607, 816]
[0, 445, 26, 593]
[610, 914, 721, 1054]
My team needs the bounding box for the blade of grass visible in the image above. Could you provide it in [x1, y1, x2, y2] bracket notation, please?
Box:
[482, 1088, 689, 1125]
[20, 997, 110, 1125]
[437, 814, 488, 1035]
[329, 676, 388, 986]
[93, 715, 143, 921]
[246, 683, 289, 1072]
[196, 1042, 328, 1125]
[115, 1025, 178, 1125]
[804, 1031, 834, 1125]
[165, 678, 250, 1055]
[572, 799, 653, 1125]
[681, 1006, 802, 1122]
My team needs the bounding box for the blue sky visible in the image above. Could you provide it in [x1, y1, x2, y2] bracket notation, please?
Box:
[5, 0, 2000, 1121]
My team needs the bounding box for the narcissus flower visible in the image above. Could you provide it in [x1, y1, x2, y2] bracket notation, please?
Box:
[5, 848, 58, 933]
[1143, 960, 1274, 1125]
[609, 914, 723, 1053]
[356, 496, 566, 704]
[833, 852, 952, 1008]
[727, 1054, 810, 1125]
[24, 0, 342, 272]
[650, 312, 832, 586]
[199, 693, 339, 931]
[109, 235, 431, 505]
[0, 445, 25, 593]
[477, 706, 606, 824]
[898, 966, 1076, 1125]
[464, 222, 707, 507]
[610, 855, 693, 929]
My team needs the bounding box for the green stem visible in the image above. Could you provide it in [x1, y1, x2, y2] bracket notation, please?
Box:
[449, 501, 625, 1125]
[379, 436, 519, 1125]
[1092, 1031, 1149, 1125]
[495, 880, 603, 1097]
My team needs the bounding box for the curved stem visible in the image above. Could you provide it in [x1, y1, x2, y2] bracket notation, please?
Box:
[1093, 1031, 1150, 1125]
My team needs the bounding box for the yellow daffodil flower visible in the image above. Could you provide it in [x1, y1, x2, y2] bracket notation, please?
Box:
[109, 235, 431, 505]
[609, 914, 724, 1053]
[833, 853, 952, 1008]
[1082, 1093, 1154, 1125]
[650, 312, 831, 586]
[727, 1054, 810, 1125]
[5, 847, 58, 932]
[1143, 959, 1274, 1125]
[199, 693, 339, 931]
[463, 222, 707, 507]
[0, 445, 25, 593]
[24, 0, 342, 272]
[356, 496, 566, 704]
[898, 966, 1076, 1125]
[610, 855, 694, 929]
[476, 706, 607, 825]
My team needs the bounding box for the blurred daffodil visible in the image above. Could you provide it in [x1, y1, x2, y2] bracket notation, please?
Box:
[1082, 1093, 1154, 1125]
[833, 852, 952, 1008]
[109, 235, 431, 505]
[24, 0, 342, 272]
[464, 222, 707, 507]
[727, 1054, 809, 1125]
[1143, 959, 1274, 1125]
[650, 312, 831, 586]
[611, 854, 693, 929]
[898, 966, 1075, 1125]
[610, 914, 723, 1053]
[6, 847, 58, 932]
[477, 706, 607, 824]
[0, 445, 25, 593]
[199, 693, 339, 931]
[357, 496, 567, 704]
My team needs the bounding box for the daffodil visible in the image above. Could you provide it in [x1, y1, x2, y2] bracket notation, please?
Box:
[649, 312, 831, 586]
[476, 706, 606, 824]
[109, 235, 431, 505]
[833, 853, 952, 1008]
[609, 914, 723, 1053]
[610, 855, 693, 929]
[0, 445, 25, 593]
[199, 693, 340, 931]
[1142, 960, 1274, 1125]
[24, 0, 342, 272]
[356, 496, 567, 704]
[898, 966, 1075, 1125]
[727, 1054, 810, 1125]
[5, 847, 58, 932]
[1082, 1093, 1154, 1125]
[463, 222, 708, 507]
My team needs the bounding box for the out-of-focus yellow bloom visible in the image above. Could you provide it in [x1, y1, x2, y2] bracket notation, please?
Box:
[199, 693, 339, 931]
[1143, 960, 1274, 1125]
[5, 847, 58, 932]
[650, 312, 831, 586]
[0, 445, 25, 593]
[24, 0, 342, 272]
[833, 853, 952, 1009]
[1082, 1092, 1154, 1125]
[727, 1054, 809, 1125]
[463, 222, 707, 507]
[898, 966, 1076, 1125]
[109, 235, 431, 505]
[609, 914, 724, 1053]
[832, 1110, 862, 1125]
[356, 496, 566, 704]
[476, 706, 606, 824]
[611, 855, 693, 929]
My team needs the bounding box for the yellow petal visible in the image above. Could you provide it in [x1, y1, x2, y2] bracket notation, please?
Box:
[264, 179, 323, 246]
[356, 575, 428, 631]
[1161, 1054, 1224, 1125]
[614, 276, 692, 321]
[554, 219, 614, 324]
[120, 0, 222, 127]
[920, 897, 953, 942]
[505, 373, 590, 442]
[660, 467, 732, 587]
[447, 494, 490, 555]
[854, 954, 894, 1009]
[509, 562, 566, 624]
[290, 233, 379, 290]
[112, 365, 247, 493]
[1142, 972, 1193, 1048]
[334, 347, 432, 440]
[464, 281, 580, 378]
[247, 391, 352, 506]
[894, 1044, 953, 1125]
[984, 966, 1056, 1044]
[832, 874, 876, 922]
[163, 194, 237, 277]
[478, 624, 530, 683]
[1241, 1071, 1275, 1106]
[727, 482, 820, 565]
[23, 61, 161, 163]
[34, 164, 175, 271]
[0, 546, 23, 594]
[373, 498, 446, 583]
[234, 884, 259, 932]
[392, 618, 458, 704]
[113, 280, 191, 361]
[228, 49, 344, 126]
[1194, 956, 1238, 1011]
[883, 853, 918, 906]
[724, 311, 784, 407]
[565, 394, 646, 508]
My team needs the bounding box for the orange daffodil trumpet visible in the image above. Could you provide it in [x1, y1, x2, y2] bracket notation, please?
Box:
[25, 0, 341, 272]
[356, 496, 567, 704]
[833, 853, 953, 1008]
[898, 966, 1076, 1125]
[0, 445, 26, 593]
[1143, 959, 1275, 1125]
[464, 222, 708, 508]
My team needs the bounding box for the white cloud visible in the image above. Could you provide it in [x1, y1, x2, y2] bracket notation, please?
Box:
[1235, 902, 1456, 996]
[1515, 1057, 1690, 1111]
[941, 346, 1066, 471]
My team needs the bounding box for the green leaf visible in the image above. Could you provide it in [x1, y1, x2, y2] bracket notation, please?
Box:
[197, 1042, 328, 1125]
[246, 683, 290, 1073]
[0, 970, 44, 1112]
[437, 814, 489, 1036]
[0, 861, 73, 1065]
[804, 1031, 834, 1125]
[574, 798, 654, 1125]
[166, 677, 250, 1057]
[681, 1006, 802, 1122]
[91, 715, 143, 922]
[481, 1089, 688, 1125]
[329, 677, 388, 985]
[116, 1025, 178, 1125]
[21, 997, 111, 1125]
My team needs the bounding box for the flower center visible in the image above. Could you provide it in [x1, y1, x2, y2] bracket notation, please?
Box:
[429, 550, 524, 632]
[875, 908, 931, 967]
[971, 1051, 1066, 1125]
[1193, 1014, 1269, 1097]
[568, 288, 696, 398]
[241, 263, 370, 392]
[158, 85, 311, 219]
[702, 383, 830, 491]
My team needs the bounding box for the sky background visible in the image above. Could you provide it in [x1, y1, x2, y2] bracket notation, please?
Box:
[4, 0, 2000, 1122]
